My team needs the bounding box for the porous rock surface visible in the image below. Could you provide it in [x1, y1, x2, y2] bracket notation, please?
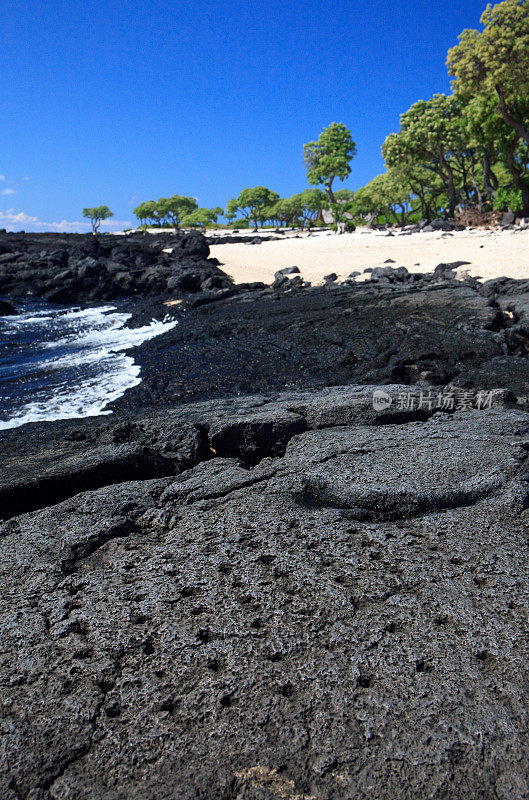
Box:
[114, 274, 529, 410]
[2, 386, 529, 799]
[0, 231, 232, 304]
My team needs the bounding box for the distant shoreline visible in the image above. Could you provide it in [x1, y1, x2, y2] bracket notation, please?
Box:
[207, 226, 529, 286]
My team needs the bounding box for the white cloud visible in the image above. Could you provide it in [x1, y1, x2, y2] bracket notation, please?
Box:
[0, 209, 131, 233]
[0, 175, 5, 181]
[1, 188, 17, 196]
[0, 210, 38, 226]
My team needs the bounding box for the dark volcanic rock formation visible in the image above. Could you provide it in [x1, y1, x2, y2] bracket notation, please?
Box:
[0, 230, 232, 303]
[112, 276, 529, 411]
[5, 235, 529, 796]
[1, 389, 529, 799]
[0, 299, 17, 315]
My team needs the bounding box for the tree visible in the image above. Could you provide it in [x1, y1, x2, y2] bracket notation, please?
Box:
[382, 95, 467, 216]
[132, 196, 200, 228]
[133, 200, 160, 227]
[270, 197, 302, 228]
[447, 0, 529, 147]
[226, 187, 280, 230]
[82, 205, 113, 234]
[296, 188, 327, 228]
[382, 136, 446, 219]
[181, 206, 224, 228]
[156, 195, 198, 228]
[459, 94, 502, 208]
[303, 123, 357, 205]
[353, 174, 414, 227]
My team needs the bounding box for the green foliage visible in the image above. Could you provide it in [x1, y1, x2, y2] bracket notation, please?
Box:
[295, 188, 327, 227]
[82, 205, 113, 233]
[382, 94, 467, 215]
[493, 187, 523, 211]
[181, 206, 224, 228]
[226, 187, 280, 230]
[157, 195, 197, 227]
[447, 0, 529, 213]
[133, 196, 199, 228]
[269, 197, 301, 227]
[228, 218, 250, 229]
[353, 173, 415, 227]
[448, 0, 529, 145]
[304, 123, 356, 204]
[132, 201, 160, 226]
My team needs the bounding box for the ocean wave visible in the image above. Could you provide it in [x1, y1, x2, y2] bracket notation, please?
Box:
[0, 303, 177, 429]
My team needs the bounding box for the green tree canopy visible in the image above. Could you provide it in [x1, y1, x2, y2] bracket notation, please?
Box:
[353, 174, 414, 227]
[156, 195, 198, 228]
[226, 187, 280, 230]
[448, 0, 529, 147]
[270, 197, 303, 227]
[382, 94, 467, 215]
[296, 188, 327, 228]
[133, 196, 199, 228]
[382, 135, 447, 219]
[181, 206, 224, 227]
[132, 201, 160, 227]
[303, 123, 356, 205]
[82, 205, 113, 234]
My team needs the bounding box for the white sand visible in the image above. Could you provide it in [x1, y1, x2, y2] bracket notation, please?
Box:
[208, 228, 529, 285]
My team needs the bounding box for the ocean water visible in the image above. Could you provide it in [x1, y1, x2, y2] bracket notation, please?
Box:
[0, 301, 177, 430]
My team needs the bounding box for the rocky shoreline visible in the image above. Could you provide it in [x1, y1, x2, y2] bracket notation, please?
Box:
[3, 232, 529, 798]
[0, 230, 235, 306]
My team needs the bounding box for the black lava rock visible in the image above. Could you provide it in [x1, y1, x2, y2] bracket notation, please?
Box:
[0, 299, 18, 315]
[0, 230, 231, 303]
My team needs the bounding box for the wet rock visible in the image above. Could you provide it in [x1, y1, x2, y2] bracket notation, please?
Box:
[0, 299, 18, 315]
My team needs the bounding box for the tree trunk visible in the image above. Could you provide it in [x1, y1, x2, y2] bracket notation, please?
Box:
[326, 177, 335, 206]
[496, 85, 529, 148]
[471, 178, 483, 210]
[505, 136, 529, 215]
[446, 172, 457, 216]
[438, 151, 457, 216]
[522, 185, 529, 217]
[483, 144, 497, 198]
[410, 183, 427, 219]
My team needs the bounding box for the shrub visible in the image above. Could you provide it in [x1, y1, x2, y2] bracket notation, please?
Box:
[493, 188, 523, 213]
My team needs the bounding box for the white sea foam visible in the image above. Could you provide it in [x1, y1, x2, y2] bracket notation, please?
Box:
[0, 305, 178, 429]
[0, 355, 142, 429]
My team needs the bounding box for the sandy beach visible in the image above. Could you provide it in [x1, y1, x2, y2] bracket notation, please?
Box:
[208, 227, 529, 285]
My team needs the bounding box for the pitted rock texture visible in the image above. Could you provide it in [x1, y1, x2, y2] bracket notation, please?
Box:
[0, 230, 232, 303]
[0, 384, 507, 521]
[2, 391, 529, 799]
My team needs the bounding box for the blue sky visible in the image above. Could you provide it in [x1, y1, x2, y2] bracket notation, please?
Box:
[1, 0, 487, 231]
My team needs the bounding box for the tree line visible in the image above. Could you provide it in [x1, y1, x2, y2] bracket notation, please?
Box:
[365, 0, 529, 224]
[84, 0, 529, 233]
